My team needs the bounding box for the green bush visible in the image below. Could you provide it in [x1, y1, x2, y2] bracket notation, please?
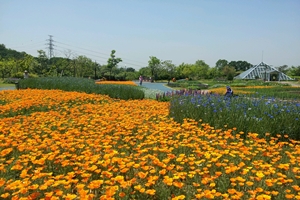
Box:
[18, 77, 145, 100]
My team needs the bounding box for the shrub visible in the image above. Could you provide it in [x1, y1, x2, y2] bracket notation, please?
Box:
[18, 77, 144, 100]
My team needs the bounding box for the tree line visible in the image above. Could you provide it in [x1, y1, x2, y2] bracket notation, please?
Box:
[1, 44, 299, 81]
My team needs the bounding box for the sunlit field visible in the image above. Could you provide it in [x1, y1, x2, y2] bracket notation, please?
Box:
[0, 89, 300, 199]
[208, 85, 300, 100]
[95, 81, 137, 86]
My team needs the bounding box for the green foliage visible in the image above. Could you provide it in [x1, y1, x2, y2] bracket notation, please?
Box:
[18, 77, 145, 100]
[0, 44, 27, 59]
[222, 66, 236, 80]
[107, 50, 122, 80]
[169, 94, 300, 140]
[167, 80, 208, 90]
[228, 60, 252, 71]
[215, 59, 228, 70]
[238, 86, 300, 100]
[148, 56, 160, 80]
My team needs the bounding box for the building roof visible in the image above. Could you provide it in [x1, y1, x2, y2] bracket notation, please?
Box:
[234, 62, 294, 81]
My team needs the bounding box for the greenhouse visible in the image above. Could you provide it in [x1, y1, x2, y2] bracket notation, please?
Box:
[234, 62, 294, 81]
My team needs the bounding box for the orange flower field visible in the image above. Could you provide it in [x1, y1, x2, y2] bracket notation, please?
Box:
[0, 89, 300, 199]
[208, 86, 277, 95]
[95, 81, 137, 86]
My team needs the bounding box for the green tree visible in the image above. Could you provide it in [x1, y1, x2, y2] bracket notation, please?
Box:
[176, 63, 188, 79]
[277, 65, 289, 74]
[0, 58, 17, 78]
[287, 66, 300, 77]
[18, 54, 38, 74]
[126, 67, 135, 72]
[107, 50, 122, 80]
[181, 64, 194, 79]
[215, 59, 228, 71]
[194, 60, 210, 79]
[49, 57, 73, 77]
[148, 56, 160, 81]
[0, 44, 27, 59]
[73, 56, 95, 77]
[34, 50, 49, 76]
[229, 60, 252, 71]
[138, 67, 151, 77]
[207, 67, 221, 79]
[161, 60, 176, 81]
[222, 66, 236, 80]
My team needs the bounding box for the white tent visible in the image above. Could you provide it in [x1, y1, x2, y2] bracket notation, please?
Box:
[234, 62, 294, 81]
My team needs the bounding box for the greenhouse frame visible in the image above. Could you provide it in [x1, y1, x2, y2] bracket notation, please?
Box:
[234, 62, 294, 81]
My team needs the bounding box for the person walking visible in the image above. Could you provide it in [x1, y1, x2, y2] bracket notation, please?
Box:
[139, 75, 143, 85]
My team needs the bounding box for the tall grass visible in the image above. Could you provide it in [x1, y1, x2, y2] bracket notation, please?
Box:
[18, 77, 144, 100]
[169, 94, 300, 140]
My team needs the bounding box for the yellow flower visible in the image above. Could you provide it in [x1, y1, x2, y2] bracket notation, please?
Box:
[145, 189, 156, 195]
[88, 180, 104, 189]
[256, 171, 265, 178]
[63, 194, 77, 200]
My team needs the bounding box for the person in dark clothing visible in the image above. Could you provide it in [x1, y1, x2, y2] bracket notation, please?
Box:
[225, 86, 233, 97]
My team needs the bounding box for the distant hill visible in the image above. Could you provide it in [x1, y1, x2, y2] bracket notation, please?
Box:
[0, 44, 28, 59]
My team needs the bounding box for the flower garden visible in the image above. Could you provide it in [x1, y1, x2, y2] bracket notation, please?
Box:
[0, 79, 300, 199]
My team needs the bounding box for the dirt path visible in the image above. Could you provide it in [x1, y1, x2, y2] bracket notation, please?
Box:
[278, 81, 300, 87]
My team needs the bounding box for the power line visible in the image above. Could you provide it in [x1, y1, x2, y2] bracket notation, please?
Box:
[54, 43, 147, 69]
[36, 35, 148, 69]
[54, 45, 109, 62]
[54, 40, 148, 67]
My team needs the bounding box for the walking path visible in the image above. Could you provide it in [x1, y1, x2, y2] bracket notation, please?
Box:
[0, 86, 16, 91]
[134, 81, 175, 93]
[279, 81, 300, 87]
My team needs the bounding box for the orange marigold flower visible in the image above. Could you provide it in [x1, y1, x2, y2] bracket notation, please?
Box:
[137, 171, 148, 179]
[119, 192, 126, 198]
[215, 171, 222, 176]
[173, 181, 184, 188]
[1, 193, 10, 198]
[228, 188, 236, 194]
[286, 194, 295, 199]
[256, 171, 265, 178]
[0, 178, 5, 187]
[171, 195, 185, 200]
[145, 189, 156, 195]
[63, 194, 77, 200]
[0, 148, 13, 157]
[255, 187, 264, 193]
[256, 194, 271, 200]
[246, 181, 254, 186]
[55, 189, 63, 196]
[88, 180, 103, 189]
[29, 184, 39, 190]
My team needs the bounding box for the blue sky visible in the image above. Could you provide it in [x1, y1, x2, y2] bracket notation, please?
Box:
[1, 0, 299, 69]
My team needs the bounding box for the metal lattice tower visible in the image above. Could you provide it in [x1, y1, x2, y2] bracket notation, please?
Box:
[47, 35, 54, 58]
